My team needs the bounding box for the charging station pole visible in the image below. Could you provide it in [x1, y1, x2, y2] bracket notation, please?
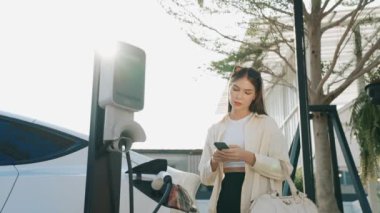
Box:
[84, 52, 123, 213]
[84, 42, 146, 213]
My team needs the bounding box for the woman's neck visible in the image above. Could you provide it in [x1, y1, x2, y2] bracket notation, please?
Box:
[229, 110, 251, 120]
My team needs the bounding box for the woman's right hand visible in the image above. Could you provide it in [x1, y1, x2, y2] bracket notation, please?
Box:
[210, 150, 225, 171]
[212, 150, 225, 163]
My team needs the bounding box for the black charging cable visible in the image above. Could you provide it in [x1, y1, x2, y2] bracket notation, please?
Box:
[125, 151, 134, 213]
[152, 175, 172, 213]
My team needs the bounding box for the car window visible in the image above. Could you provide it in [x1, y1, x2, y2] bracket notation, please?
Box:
[0, 116, 87, 165]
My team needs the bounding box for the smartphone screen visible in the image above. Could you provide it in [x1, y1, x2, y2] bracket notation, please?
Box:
[214, 142, 229, 150]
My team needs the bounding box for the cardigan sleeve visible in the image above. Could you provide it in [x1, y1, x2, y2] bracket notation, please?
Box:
[251, 117, 293, 180]
[198, 126, 219, 186]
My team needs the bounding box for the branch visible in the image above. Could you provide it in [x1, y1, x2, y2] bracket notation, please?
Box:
[261, 14, 294, 31]
[324, 57, 380, 103]
[321, 0, 366, 33]
[271, 23, 295, 52]
[187, 33, 231, 55]
[268, 49, 296, 73]
[258, 13, 295, 58]
[160, 0, 251, 49]
[330, 24, 380, 77]
[229, 2, 260, 17]
[258, 8, 294, 33]
[259, 66, 297, 91]
[241, 23, 294, 56]
[231, 2, 293, 29]
[327, 75, 348, 93]
[317, 7, 362, 93]
[324, 38, 380, 103]
[321, 0, 344, 18]
[321, 10, 353, 33]
[188, 12, 249, 45]
[265, 77, 297, 92]
[253, 7, 296, 58]
[260, 65, 277, 76]
[252, 1, 293, 16]
[352, 52, 380, 81]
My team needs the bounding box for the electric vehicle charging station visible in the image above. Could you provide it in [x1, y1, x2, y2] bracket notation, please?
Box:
[98, 42, 146, 151]
[84, 41, 146, 213]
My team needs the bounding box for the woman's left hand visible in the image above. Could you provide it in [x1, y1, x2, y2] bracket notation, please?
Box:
[222, 145, 246, 161]
[223, 145, 256, 166]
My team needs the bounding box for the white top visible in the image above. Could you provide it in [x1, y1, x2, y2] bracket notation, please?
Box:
[223, 113, 252, 168]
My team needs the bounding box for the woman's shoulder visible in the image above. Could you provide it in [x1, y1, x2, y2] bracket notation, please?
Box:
[251, 113, 280, 128]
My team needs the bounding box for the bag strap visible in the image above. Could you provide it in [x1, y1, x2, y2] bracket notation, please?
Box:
[269, 161, 298, 196]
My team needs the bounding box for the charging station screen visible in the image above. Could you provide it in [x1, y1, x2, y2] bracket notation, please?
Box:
[113, 44, 145, 111]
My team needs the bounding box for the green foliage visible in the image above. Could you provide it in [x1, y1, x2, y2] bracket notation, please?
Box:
[197, 0, 203, 7]
[350, 90, 380, 181]
[293, 167, 304, 192]
[210, 46, 265, 77]
[366, 67, 380, 83]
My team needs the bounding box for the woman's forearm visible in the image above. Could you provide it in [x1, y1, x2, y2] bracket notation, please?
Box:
[210, 158, 219, 171]
[243, 150, 256, 166]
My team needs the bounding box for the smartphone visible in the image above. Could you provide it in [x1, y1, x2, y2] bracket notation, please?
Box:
[214, 142, 229, 150]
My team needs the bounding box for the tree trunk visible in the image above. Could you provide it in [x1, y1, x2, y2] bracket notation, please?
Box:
[307, 2, 340, 212]
[312, 113, 340, 213]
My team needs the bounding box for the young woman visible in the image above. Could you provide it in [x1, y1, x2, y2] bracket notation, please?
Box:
[198, 67, 293, 213]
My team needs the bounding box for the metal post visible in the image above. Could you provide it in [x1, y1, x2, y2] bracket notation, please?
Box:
[289, 126, 301, 180]
[284, 126, 301, 195]
[84, 53, 122, 213]
[293, 0, 315, 201]
[331, 108, 372, 213]
[327, 114, 343, 212]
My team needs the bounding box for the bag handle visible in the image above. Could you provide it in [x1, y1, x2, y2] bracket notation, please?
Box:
[269, 161, 298, 196]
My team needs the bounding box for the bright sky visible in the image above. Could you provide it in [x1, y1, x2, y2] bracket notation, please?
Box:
[0, 0, 228, 149]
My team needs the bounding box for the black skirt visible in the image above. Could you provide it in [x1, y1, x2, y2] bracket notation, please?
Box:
[216, 172, 245, 213]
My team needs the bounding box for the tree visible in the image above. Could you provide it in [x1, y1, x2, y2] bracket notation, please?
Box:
[159, 0, 380, 212]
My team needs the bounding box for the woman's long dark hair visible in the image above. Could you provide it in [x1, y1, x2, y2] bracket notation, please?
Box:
[228, 67, 267, 115]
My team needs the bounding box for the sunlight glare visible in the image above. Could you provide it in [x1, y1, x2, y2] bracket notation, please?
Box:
[95, 40, 119, 60]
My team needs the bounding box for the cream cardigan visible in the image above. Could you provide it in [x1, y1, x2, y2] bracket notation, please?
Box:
[198, 113, 293, 213]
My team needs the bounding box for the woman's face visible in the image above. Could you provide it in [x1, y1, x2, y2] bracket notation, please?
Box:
[229, 76, 256, 112]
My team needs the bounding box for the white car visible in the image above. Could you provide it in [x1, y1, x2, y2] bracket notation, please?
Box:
[0, 111, 200, 213]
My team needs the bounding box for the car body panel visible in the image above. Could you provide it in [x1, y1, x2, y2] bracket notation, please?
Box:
[2, 148, 87, 213]
[0, 166, 18, 211]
